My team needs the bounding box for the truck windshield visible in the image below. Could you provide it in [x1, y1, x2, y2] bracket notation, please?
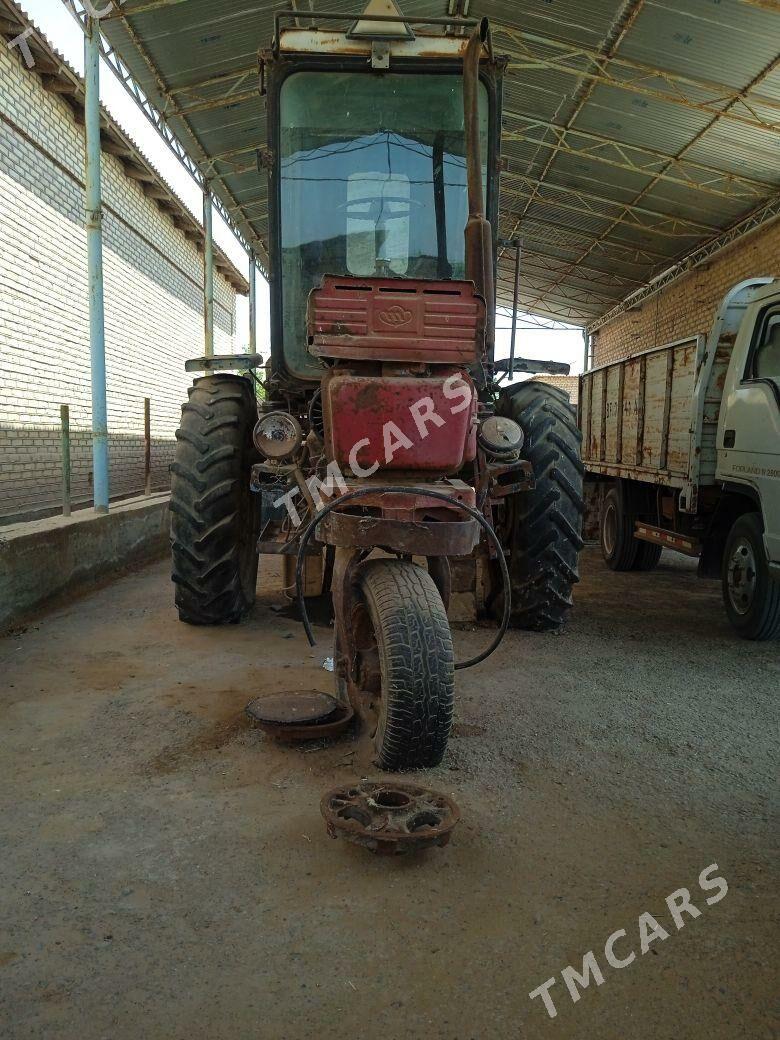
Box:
[279, 70, 489, 379]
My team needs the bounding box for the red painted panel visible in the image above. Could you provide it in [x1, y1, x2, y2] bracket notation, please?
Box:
[323, 371, 477, 474]
[308, 276, 484, 364]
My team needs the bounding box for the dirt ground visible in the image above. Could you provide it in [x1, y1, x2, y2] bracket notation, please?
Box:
[0, 548, 777, 1039]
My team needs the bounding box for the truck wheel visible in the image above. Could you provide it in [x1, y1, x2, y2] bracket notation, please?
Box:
[722, 512, 780, 641]
[633, 542, 663, 571]
[601, 486, 638, 570]
[170, 375, 259, 625]
[352, 559, 454, 771]
[497, 382, 584, 631]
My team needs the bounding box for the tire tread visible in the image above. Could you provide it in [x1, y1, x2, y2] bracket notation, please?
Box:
[170, 374, 258, 625]
[360, 559, 454, 770]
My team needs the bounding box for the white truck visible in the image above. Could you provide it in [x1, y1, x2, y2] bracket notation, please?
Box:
[580, 278, 780, 640]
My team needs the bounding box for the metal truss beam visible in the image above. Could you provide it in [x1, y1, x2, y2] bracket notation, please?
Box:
[497, 248, 644, 289]
[587, 197, 780, 333]
[500, 0, 647, 291]
[528, 50, 780, 316]
[496, 25, 780, 136]
[60, 0, 270, 275]
[106, 0, 194, 17]
[502, 113, 776, 203]
[498, 215, 670, 267]
[502, 172, 718, 237]
[498, 289, 595, 324]
[495, 268, 618, 309]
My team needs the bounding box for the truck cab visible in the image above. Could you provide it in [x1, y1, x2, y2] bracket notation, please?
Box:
[580, 276, 780, 640]
[717, 281, 780, 569]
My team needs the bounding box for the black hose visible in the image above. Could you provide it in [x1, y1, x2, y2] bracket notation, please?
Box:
[294, 486, 511, 671]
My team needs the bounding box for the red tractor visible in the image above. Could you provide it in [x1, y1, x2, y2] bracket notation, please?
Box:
[171, 5, 583, 771]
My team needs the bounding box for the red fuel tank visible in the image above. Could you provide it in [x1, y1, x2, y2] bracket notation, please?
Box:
[322, 369, 477, 474]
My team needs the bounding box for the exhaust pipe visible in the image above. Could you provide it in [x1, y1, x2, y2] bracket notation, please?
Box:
[463, 18, 495, 363]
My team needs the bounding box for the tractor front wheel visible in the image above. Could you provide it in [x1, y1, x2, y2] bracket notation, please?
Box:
[352, 559, 454, 771]
[170, 374, 259, 624]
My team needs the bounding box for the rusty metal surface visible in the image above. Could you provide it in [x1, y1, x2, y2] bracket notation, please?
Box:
[246, 692, 354, 741]
[580, 335, 705, 481]
[320, 781, 460, 855]
[317, 511, 480, 557]
[463, 21, 494, 361]
[322, 369, 477, 474]
[633, 523, 701, 557]
[309, 276, 484, 365]
[246, 691, 337, 725]
[326, 478, 477, 516]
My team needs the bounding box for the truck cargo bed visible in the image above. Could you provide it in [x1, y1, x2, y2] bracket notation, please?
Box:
[580, 335, 704, 489]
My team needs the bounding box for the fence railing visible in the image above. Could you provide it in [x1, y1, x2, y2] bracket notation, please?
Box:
[1, 399, 169, 526]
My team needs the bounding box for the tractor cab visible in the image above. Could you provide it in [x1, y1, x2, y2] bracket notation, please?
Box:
[262, 4, 504, 388]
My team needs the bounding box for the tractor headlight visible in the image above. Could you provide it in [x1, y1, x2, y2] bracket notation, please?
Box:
[478, 415, 524, 460]
[253, 411, 303, 461]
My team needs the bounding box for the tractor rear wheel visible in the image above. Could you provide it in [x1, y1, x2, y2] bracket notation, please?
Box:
[496, 381, 584, 631]
[170, 374, 259, 625]
[352, 559, 454, 771]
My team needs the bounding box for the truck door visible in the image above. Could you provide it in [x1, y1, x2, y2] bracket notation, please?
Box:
[718, 299, 780, 564]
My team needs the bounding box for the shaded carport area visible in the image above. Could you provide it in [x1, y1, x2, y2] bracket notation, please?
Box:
[1, 2, 779, 1038]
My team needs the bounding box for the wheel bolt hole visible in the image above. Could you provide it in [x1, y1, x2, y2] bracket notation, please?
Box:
[372, 789, 413, 809]
[337, 806, 372, 826]
[408, 811, 442, 832]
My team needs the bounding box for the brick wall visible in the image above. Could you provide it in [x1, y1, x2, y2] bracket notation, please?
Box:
[533, 374, 579, 405]
[591, 219, 780, 367]
[0, 40, 241, 523]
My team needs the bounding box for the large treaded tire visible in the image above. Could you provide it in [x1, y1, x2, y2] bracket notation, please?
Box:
[498, 381, 584, 631]
[170, 374, 259, 625]
[358, 559, 454, 771]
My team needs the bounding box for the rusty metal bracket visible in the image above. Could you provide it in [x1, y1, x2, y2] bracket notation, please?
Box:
[317, 511, 480, 557]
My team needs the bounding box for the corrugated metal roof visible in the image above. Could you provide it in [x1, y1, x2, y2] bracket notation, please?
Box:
[74, 0, 780, 325]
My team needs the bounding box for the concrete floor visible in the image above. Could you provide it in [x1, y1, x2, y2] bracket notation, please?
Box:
[0, 549, 777, 1039]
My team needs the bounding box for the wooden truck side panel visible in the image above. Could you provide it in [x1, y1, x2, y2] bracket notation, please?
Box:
[580, 336, 704, 488]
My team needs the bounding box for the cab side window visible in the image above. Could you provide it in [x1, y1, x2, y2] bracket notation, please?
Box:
[752, 309, 780, 385]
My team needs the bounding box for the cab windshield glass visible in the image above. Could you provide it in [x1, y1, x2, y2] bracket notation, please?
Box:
[279, 70, 489, 379]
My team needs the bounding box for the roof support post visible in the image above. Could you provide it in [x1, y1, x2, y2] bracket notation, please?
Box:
[203, 185, 214, 357]
[582, 329, 590, 373]
[248, 251, 257, 356]
[84, 15, 109, 514]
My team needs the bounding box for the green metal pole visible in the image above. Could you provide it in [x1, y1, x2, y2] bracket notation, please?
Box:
[203, 187, 215, 357]
[84, 17, 109, 513]
[60, 404, 71, 518]
[144, 397, 151, 496]
[248, 251, 257, 356]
